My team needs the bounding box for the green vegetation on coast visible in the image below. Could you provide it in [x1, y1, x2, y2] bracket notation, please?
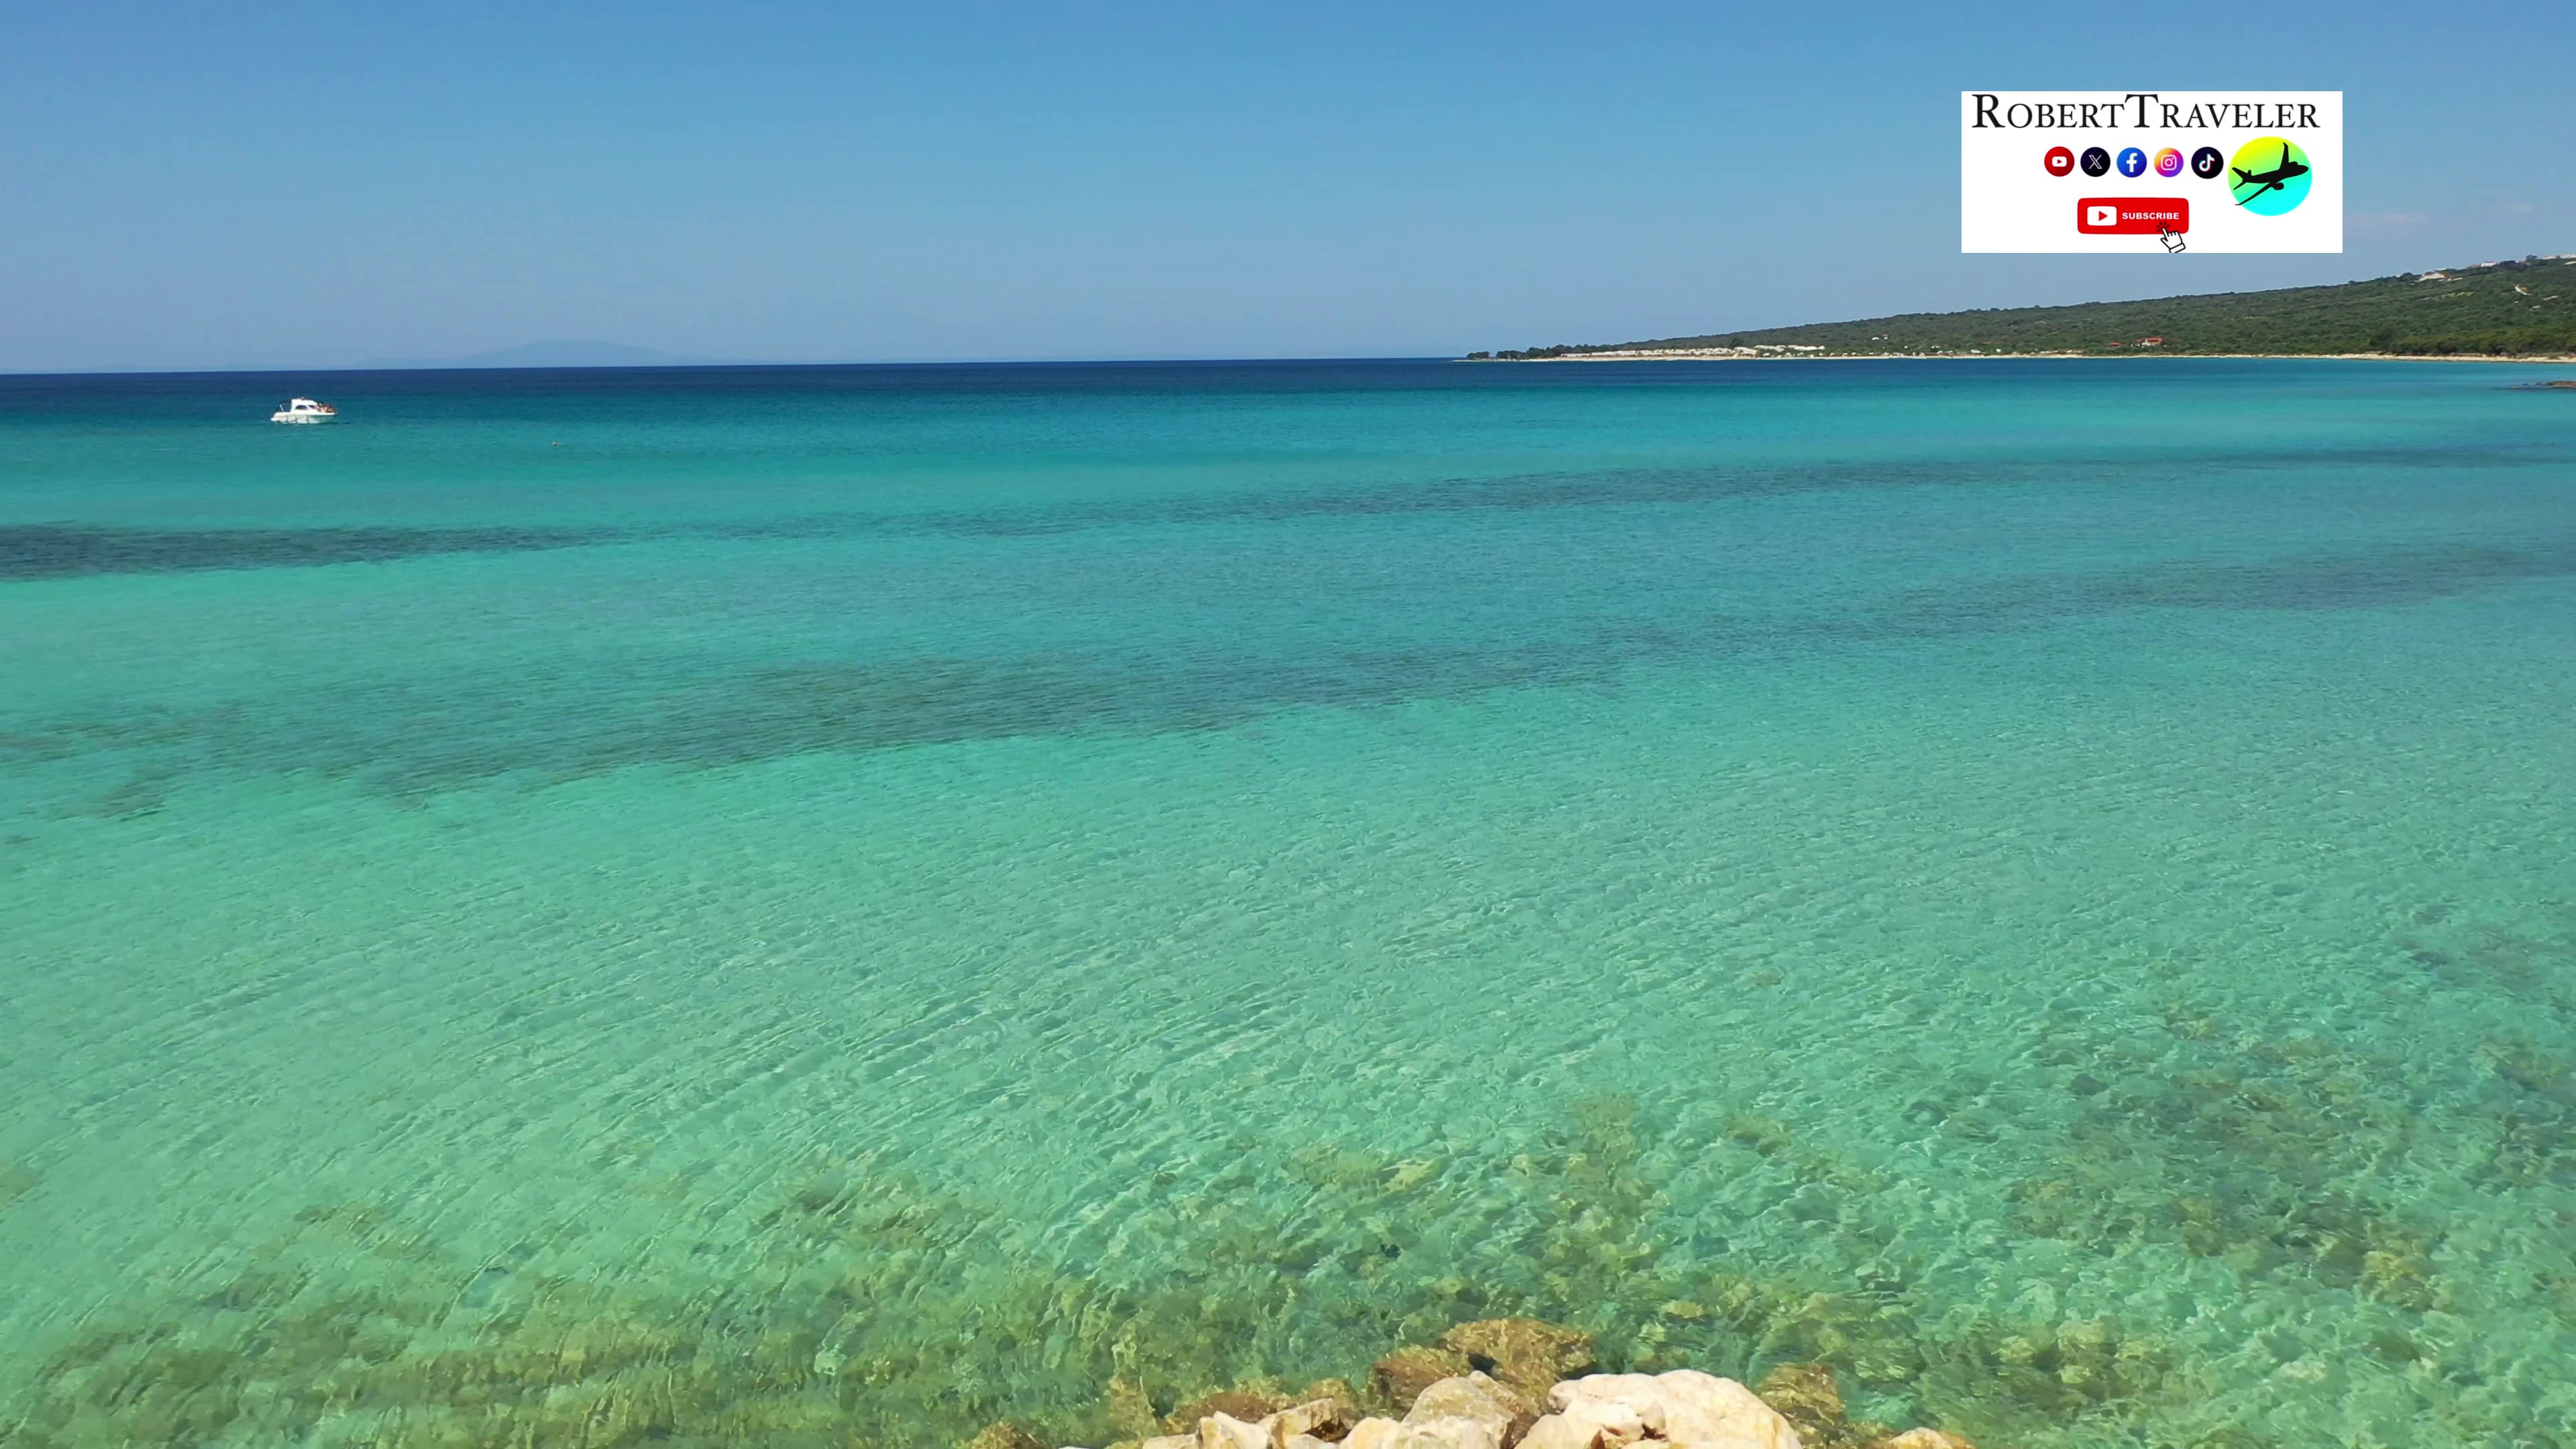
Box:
[1471, 254, 2576, 360]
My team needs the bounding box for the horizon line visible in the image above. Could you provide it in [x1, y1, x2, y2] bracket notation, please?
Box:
[0, 355, 1474, 381]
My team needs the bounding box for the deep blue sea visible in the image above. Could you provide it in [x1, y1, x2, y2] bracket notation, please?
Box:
[3, 359, 2574, 1448]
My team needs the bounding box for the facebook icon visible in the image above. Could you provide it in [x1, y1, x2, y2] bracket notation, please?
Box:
[2116, 147, 2148, 178]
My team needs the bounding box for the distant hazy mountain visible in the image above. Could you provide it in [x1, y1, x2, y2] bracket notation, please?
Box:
[356, 341, 723, 370]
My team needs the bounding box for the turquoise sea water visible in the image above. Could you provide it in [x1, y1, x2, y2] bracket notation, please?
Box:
[3, 359, 2574, 1448]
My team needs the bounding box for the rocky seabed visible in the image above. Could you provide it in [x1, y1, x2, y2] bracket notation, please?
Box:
[973, 1319, 1973, 1449]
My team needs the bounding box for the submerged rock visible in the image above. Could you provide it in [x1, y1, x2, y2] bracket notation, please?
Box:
[1874, 1433, 1974, 1449]
[1751, 1364, 1839, 1426]
[1108, 1377, 1167, 1440]
[1371, 1346, 1474, 1410]
[1438, 1320, 1596, 1397]
[1525, 1371, 1801, 1449]
[1173, 1387, 1301, 1434]
[1752, 1364, 1886, 1449]
[969, 1423, 1048, 1449]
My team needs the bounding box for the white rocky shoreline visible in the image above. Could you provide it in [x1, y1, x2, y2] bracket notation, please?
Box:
[969, 1319, 1976, 1449]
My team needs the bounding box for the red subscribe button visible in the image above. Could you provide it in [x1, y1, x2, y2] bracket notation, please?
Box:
[2077, 197, 2189, 235]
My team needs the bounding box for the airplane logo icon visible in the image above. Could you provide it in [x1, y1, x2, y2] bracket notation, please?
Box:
[2230, 144, 2310, 203]
[2224, 136, 2316, 215]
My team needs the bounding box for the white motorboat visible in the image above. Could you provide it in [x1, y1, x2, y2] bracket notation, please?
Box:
[270, 397, 338, 424]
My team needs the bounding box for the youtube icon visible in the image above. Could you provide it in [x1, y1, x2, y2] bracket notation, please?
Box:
[2076, 197, 2188, 235]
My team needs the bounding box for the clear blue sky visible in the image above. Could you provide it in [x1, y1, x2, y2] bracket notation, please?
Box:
[3, 1, 2568, 370]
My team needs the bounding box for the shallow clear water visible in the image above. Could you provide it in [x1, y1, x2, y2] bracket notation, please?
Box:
[3, 359, 2573, 1448]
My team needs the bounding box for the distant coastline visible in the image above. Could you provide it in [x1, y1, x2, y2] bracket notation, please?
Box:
[1463, 351, 2576, 364]
[1470, 254, 2576, 364]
